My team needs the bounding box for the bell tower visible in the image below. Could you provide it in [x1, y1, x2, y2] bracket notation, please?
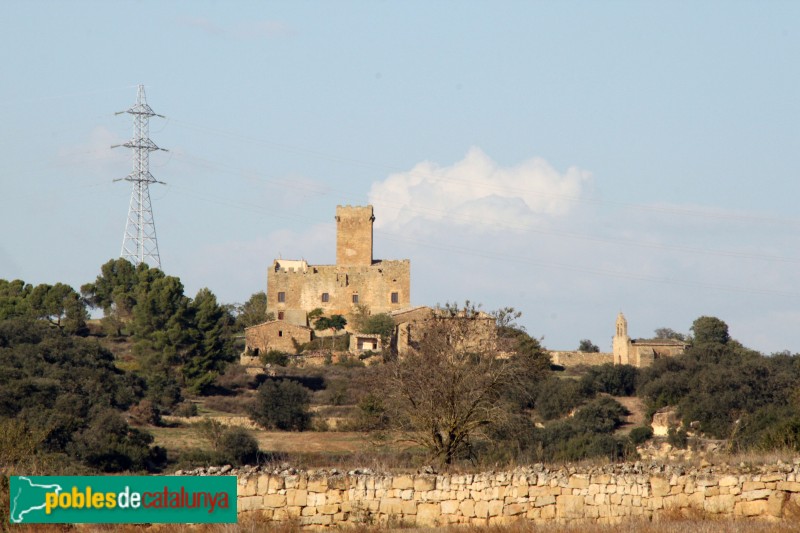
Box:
[612, 312, 631, 365]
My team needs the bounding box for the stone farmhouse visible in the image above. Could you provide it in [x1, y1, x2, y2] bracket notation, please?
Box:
[550, 312, 688, 369]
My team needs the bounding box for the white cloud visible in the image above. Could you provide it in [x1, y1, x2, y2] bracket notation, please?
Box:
[368, 147, 591, 233]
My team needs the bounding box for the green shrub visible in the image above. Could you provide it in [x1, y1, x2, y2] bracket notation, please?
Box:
[174, 401, 198, 417]
[218, 427, 259, 465]
[628, 426, 654, 445]
[580, 364, 638, 396]
[667, 427, 689, 449]
[261, 349, 289, 367]
[534, 378, 584, 420]
[250, 379, 311, 431]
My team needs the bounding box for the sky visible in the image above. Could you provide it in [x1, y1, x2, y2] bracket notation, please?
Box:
[1, 1, 799, 354]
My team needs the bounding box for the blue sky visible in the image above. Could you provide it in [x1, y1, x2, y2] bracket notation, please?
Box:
[1, 1, 799, 353]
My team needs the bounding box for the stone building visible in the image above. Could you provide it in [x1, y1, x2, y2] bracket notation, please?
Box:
[612, 312, 688, 367]
[245, 205, 411, 355]
[550, 312, 688, 369]
[390, 306, 497, 356]
[244, 320, 313, 357]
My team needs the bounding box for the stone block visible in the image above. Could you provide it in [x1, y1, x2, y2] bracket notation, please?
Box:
[301, 506, 317, 516]
[735, 500, 769, 517]
[263, 494, 286, 508]
[287, 489, 307, 507]
[778, 482, 800, 492]
[743, 489, 773, 501]
[474, 500, 489, 518]
[719, 475, 739, 487]
[257, 474, 271, 494]
[704, 495, 735, 514]
[440, 499, 458, 514]
[568, 476, 590, 489]
[269, 475, 285, 492]
[327, 490, 343, 504]
[768, 491, 787, 517]
[238, 495, 262, 512]
[414, 477, 436, 491]
[401, 500, 417, 515]
[307, 492, 326, 506]
[416, 503, 441, 526]
[743, 481, 766, 491]
[239, 477, 257, 497]
[762, 474, 784, 482]
[487, 500, 503, 517]
[556, 495, 584, 519]
[650, 477, 670, 497]
[379, 498, 403, 515]
[459, 499, 476, 517]
[534, 495, 556, 507]
[319, 504, 339, 515]
[392, 476, 414, 490]
[307, 478, 328, 492]
[504, 503, 526, 516]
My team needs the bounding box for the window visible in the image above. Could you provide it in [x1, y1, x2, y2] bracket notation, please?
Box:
[278, 311, 285, 320]
[352, 294, 359, 304]
[321, 293, 329, 303]
[277, 291, 285, 303]
[391, 292, 399, 304]
[278, 330, 283, 337]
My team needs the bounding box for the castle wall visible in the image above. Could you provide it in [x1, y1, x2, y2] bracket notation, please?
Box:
[226, 463, 800, 526]
[267, 260, 411, 325]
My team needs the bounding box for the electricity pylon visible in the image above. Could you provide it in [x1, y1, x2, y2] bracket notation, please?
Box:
[114, 84, 167, 269]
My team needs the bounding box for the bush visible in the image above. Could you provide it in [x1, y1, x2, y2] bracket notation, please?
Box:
[218, 427, 259, 465]
[534, 378, 585, 420]
[174, 401, 198, 418]
[628, 426, 654, 445]
[580, 364, 639, 396]
[251, 379, 311, 431]
[573, 397, 629, 434]
[667, 427, 689, 449]
[261, 350, 289, 367]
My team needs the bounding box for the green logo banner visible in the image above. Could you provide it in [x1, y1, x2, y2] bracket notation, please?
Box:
[9, 476, 237, 524]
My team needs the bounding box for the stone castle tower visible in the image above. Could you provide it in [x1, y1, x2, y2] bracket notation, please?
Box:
[336, 205, 374, 266]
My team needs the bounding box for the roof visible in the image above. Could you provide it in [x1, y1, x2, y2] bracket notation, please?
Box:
[632, 338, 689, 346]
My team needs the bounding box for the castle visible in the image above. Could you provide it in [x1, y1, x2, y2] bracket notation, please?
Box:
[243, 205, 683, 368]
[244, 205, 411, 356]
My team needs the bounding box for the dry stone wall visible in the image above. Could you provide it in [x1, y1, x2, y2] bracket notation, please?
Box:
[223, 462, 800, 526]
[550, 351, 614, 367]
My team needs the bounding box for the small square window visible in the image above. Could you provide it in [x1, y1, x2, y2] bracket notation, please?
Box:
[322, 293, 329, 303]
[278, 311, 285, 320]
[352, 294, 359, 304]
[277, 291, 285, 303]
[391, 292, 399, 304]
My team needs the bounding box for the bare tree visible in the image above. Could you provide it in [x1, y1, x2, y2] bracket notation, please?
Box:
[378, 314, 531, 465]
